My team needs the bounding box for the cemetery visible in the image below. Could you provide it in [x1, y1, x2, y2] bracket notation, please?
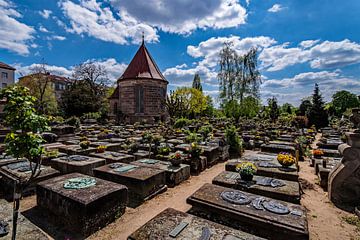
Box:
[1, 5, 360, 239]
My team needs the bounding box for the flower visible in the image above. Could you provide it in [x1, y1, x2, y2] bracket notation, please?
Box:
[313, 149, 324, 156]
[236, 162, 257, 175]
[96, 145, 107, 153]
[277, 152, 296, 167]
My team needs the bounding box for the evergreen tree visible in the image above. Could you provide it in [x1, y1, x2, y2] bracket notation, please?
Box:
[307, 83, 328, 128]
[298, 99, 312, 116]
[192, 73, 202, 91]
[268, 97, 280, 122]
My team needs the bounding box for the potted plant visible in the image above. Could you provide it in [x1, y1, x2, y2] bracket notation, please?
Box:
[313, 149, 324, 159]
[96, 145, 107, 153]
[169, 151, 182, 167]
[236, 162, 257, 181]
[80, 140, 90, 149]
[277, 152, 296, 167]
[225, 125, 243, 158]
[188, 142, 203, 159]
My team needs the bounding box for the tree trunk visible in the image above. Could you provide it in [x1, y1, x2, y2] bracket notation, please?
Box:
[11, 182, 21, 240]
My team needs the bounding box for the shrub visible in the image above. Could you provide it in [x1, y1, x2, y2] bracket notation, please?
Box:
[80, 140, 90, 149]
[65, 116, 80, 128]
[225, 125, 242, 155]
[174, 117, 191, 128]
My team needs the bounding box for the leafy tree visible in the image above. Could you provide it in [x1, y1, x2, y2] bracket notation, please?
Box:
[239, 96, 261, 118]
[223, 100, 242, 120]
[331, 90, 360, 116]
[298, 99, 312, 116]
[218, 42, 261, 104]
[0, 85, 48, 239]
[281, 103, 294, 114]
[203, 95, 215, 116]
[173, 87, 207, 118]
[268, 97, 280, 122]
[18, 62, 58, 115]
[192, 73, 202, 91]
[307, 83, 329, 128]
[61, 62, 108, 117]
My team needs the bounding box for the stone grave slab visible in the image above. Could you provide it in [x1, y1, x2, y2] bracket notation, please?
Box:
[0, 156, 23, 167]
[175, 143, 191, 153]
[90, 141, 122, 151]
[318, 148, 341, 158]
[58, 144, 96, 155]
[200, 144, 220, 167]
[183, 156, 207, 175]
[0, 161, 60, 200]
[36, 173, 127, 237]
[131, 159, 190, 187]
[51, 155, 105, 176]
[187, 183, 308, 240]
[260, 143, 296, 155]
[212, 171, 300, 203]
[89, 151, 135, 164]
[317, 139, 343, 150]
[128, 208, 264, 240]
[269, 140, 296, 147]
[167, 139, 184, 145]
[94, 163, 167, 208]
[0, 199, 47, 240]
[108, 138, 126, 143]
[133, 150, 152, 160]
[226, 158, 298, 182]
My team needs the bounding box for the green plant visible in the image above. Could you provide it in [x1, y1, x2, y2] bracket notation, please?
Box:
[225, 125, 242, 155]
[44, 149, 59, 158]
[236, 162, 257, 175]
[80, 140, 90, 149]
[188, 142, 203, 159]
[96, 145, 107, 153]
[158, 145, 171, 155]
[174, 117, 191, 128]
[199, 125, 213, 141]
[0, 85, 49, 239]
[65, 116, 80, 128]
[185, 131, 201, 143]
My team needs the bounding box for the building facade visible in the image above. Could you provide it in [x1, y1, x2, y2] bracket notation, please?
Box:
[0, 62, 15, 89]
[109, 41, 168, 123]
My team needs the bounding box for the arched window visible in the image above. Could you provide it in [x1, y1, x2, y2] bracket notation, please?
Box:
[135, 86, 144, 113]
[113, 102, 118, 114]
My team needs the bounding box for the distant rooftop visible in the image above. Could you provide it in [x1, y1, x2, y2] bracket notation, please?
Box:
[19, 72, 72, 83]
[0, 61, 15, 71]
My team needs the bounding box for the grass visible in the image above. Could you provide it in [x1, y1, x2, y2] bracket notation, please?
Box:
[342, 215, 360, 232]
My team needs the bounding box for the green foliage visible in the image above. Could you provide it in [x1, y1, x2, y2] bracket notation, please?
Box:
[281, 103, 294, 114]
[81, 112, 101, 120]
[307, 84, 329, 129]
[185, 131, 201, 143]
[79, 140, 90, 149]
[192, 73, 203, 91]
[174, 87, 208, 118]
[0, 85, 49, 161]
[174, 117, 191, 128]
[199, 125, 213, 140]
[64, 116, 80, 128]
[188, 142, 203, 159]
[223, 100, 242, 120]
[298, 99, 312, 116]
[331, 90, 360, 117]
[268, 97, 280, 122]
[225, 125, 242, 154]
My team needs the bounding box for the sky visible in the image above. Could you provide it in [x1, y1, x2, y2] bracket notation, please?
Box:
[1, 0, 360, 106]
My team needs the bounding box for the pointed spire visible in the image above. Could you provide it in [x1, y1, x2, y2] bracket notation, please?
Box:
[141, 31, 145, 45]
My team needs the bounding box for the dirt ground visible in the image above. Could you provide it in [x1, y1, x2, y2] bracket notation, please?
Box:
[18, 142, 360, 239]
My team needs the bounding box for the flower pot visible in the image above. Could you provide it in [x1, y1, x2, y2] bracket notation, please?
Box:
[240, 173, 253, 181]
[170, 158, 182, 167]
[314, 155, 322, 159]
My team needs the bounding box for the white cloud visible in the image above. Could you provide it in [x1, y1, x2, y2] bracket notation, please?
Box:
[48, 35, 66, 41]
[109, 0, 247, 35]
[60, 0, 159, 45]
[268, 4, 285, 13]
[299, 40, 319, 49]
[39, 9, 52, 19]
[39, 25, 49, 33]
[0, 1, 35, 55]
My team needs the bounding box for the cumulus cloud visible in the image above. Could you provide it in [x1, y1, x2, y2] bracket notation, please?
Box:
[39, 9, 52, 19]
[47, 35, 66, 41]
[60, 0, 159, 45]
[0, 0, 35, 55]
[109, 0, 247, 34]
[268, 4, 285, 13]
[39, 25, 49, 33]
[15, 58, 127, 84]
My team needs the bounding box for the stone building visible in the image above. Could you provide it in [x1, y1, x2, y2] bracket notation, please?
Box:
[0, 61, 15, 89]
[109, 41, 168, 123]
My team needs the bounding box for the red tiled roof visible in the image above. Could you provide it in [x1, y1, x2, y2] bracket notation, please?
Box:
[0, 61, 15, 70]
[19, 73, 72, 83]
[119, 42, 167, 82]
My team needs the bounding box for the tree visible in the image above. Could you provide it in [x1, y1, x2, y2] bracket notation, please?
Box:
[18, 62, 58, 115]
[298, 99, 312, 116]
[173, 87, 207, 118]
[239, 96, 261, 118]
[281, 103, 294, 114]
[192, 73, 202, 91]
[307, 83, 328, 128]
[61, 62, 108, 117]
[331, 90, 360, 117]
[224, 100, 242, 120]
[268, 97, 280, 122]
[0, 85, 48, 240]
[218, 42, 261, 104]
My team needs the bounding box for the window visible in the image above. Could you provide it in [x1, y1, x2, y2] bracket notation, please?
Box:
[2, 83, 7, 88]
[1, 72, 8, 79]
[135, 86, 144, 113]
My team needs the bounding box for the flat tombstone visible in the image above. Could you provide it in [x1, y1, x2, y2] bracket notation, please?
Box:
[90, 142, 122, 151]
[58, 144, 96, 155]
[212, 171, 300, 204]
[131, 159, 190, 187]
[0, 161, 60, 199]
[51, 155, 105, 176]
[36, 173, 128, 237]
[260, 143, 296, 155]
[200, 144, 220, 167]
[0, 199, 48, 240]
[89, 151, 135, 164]
[94, 163, 166, 208]
[175, 143, 191, 153]
[128, 208, 265, 240]
[187, 184, 308, 240]
[133, 150, 151, 160]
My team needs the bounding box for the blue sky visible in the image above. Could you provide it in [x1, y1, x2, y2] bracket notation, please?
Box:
[1, 0, 360, 106]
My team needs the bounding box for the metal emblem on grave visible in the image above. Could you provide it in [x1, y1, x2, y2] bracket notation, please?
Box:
[66, 155, 89, 161]
[199, 226, 211, 240]
[262, 200, 290, 214]
[63, 177, 97, 189]
[6, 161, 34, 172]
[256, 177, 286, 188]
[0, 220, 9, 237]
[220, 190, 251, 205]
[257, 162, 280, 168]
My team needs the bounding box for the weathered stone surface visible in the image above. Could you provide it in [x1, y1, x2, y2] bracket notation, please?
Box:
[131, 159, 190, 187]
[187, 184, 308, 240]
[213, 171, 300, 203]
[51, 155, 105, 176]
[329, 136, 360, 212]
[90, 142, 122, 151]
[36, 173, 127, 237]
[128, 208, 264, 240]
[0, 199, 47, 240]
[89, 151, 135, 164]
[57, 144, 96, 155]
[0, 161, 60, 199]
[183, 156, 207, 176]
[201, 144, 220, 167]
[260, 143, 296, 155]
[94, 163, 166, 207]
